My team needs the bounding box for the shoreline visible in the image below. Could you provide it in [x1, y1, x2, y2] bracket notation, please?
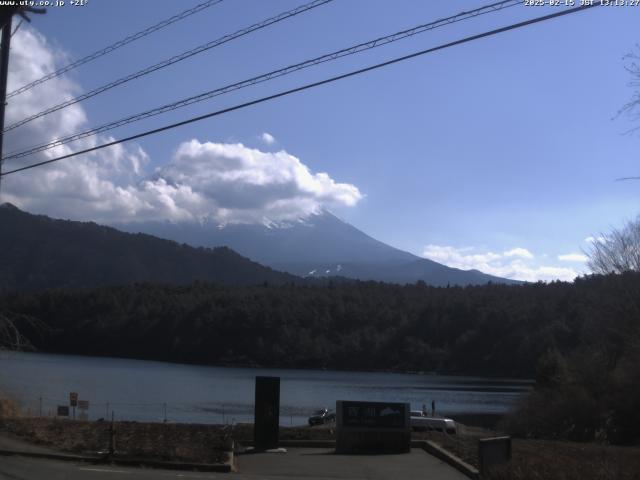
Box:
[1, 349, 536, 383]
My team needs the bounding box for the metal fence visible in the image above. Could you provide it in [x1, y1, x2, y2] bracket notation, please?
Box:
[18, 395, 308, 426]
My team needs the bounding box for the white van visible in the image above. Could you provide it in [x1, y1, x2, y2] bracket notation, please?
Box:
[410, 410, 457, 434]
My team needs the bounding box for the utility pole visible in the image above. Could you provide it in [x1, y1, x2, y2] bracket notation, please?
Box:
[0, 7, 45, 194]
[0, 16, 12, 192]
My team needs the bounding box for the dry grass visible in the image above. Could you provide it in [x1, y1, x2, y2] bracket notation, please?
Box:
[489, 439, 640, 480]
[417, 423, 640, 480]
[0, 418, 231, 463]
[0, 394, 20, 418]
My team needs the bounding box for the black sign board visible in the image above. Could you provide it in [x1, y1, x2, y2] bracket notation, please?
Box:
[254, 376, 280, 450]
[69, 392, 78, 407]
[57, 405, 69, 416]
[340, 401, 407, 429]
[336, 400, 410, 453]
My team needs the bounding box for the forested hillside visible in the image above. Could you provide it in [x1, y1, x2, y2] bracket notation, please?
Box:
[3, 273, 638, 379]
[0, 203, 300, 290]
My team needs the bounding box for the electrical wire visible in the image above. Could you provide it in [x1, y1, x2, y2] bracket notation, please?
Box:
[5, 0, 224, 99]
[3, 0, 520, 161]
[3, 0, 334, 133]
[0, 3, 600, 178]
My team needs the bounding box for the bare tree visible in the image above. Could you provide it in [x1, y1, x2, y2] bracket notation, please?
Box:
[619, 46, 640, 134]
[586, 218, 640, 274]
[0, 313, 44, 351]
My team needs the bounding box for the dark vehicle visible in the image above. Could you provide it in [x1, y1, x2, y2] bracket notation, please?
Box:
[308, 408, 336, 426]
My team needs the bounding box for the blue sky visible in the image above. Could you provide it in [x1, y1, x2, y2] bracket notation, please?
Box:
[3, 0, 639, 281]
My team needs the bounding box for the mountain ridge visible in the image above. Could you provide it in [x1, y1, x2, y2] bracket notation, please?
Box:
[0, 203, 301, 291]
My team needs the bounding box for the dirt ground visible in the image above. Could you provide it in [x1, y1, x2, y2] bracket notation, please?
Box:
[489, 439, 640, 480]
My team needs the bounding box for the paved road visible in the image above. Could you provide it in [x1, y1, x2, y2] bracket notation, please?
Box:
[236, 447, 467, 480]
[0, 456, 222, 480]
[0, 448, 468, 480]
[0, 433, 65, 455]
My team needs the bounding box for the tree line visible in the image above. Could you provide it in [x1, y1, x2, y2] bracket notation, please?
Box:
[0, 273, 635, 377]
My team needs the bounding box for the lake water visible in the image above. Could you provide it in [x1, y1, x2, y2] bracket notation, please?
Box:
[0, 351, 531, 425]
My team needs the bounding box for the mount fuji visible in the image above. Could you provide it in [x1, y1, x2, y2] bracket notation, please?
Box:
[114, 211, 520, 286]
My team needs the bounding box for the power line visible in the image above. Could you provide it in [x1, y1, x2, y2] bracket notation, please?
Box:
[0, 2, 600, 178]
[3, 0, 335, 133]
[0, 3, 600, 176]
[5, 0, 224, 99]
[4, 0, 521, 161]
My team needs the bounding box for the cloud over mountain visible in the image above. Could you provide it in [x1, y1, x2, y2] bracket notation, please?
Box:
[2, 27, 362, 226]
[149, 139, 363, 224]
[422, 244, 580, 282]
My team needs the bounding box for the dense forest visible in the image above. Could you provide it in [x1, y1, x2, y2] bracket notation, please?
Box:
[1, 272, 636, 376]
[3, 272, 639, 443]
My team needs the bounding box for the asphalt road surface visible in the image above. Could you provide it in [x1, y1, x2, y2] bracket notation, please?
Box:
[236, 447, 469, 479]
[0, 448, 469, 480]
[1, 456, 221, 480]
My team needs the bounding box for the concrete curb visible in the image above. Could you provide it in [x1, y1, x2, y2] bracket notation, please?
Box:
[0, 448, 102, 462]
[413, 440, 479, 479]
[0, 448, 235, 473]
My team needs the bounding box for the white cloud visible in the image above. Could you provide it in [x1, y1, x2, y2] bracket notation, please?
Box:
[584, 236, 606, 244]
[1, 27, 362, 226]
[503, 247, 534, 259]
[145, 139, 363, 224]
[557, 253, 588, 263]
[422, 244, 580, 282]
[2, 27, 151, 222]
[260, 132, 276, 145]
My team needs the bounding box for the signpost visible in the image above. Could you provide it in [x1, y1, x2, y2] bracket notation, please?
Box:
[336, 400, 410, 454]
[254, 376, 280, 450]
[69, 392, 78, 420]
[78, 400, 89, 420]
[57, 405, 69, 417]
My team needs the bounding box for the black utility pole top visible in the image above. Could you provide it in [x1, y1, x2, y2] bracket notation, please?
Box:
[0, 6, 46, 30]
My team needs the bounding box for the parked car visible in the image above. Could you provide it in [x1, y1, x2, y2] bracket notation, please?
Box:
[410, 410, 457, 434]
[308, 408, 336, 426]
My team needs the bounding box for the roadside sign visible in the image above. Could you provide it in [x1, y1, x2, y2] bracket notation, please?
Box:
[78, 400, 89, 410]
[340, 401, 408, 429]
[336, 400, 410, 454]
[69, 392, 78, 407]
[57, 405, 69, 416]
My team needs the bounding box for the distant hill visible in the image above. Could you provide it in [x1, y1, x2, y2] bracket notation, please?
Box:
[115, 210, 520, 286]
[0, 203, 300, 291]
